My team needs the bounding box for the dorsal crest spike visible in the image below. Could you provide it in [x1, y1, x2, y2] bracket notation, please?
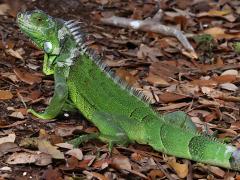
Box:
[64, 20, 75, 25]
[63, 19, 151, 104]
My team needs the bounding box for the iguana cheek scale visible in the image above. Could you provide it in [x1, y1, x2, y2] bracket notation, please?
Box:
[17, 10, 240, 171]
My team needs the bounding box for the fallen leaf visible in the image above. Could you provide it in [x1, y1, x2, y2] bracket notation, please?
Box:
[197, 10, 236, 22]
[38, 140, 64, 159]
[148, 169, 165, 179]
[5, 48, 23, 60]
[0, 3, 10, 15]
[54, 125, 83, 137]
[137, 44, 163, 61]
[42, 168, 63, 180]
[55, 143, 74, 150]
[9, 111, 24, 119]
[157, 102, 190, 111]
[0, 166, 12, 171]
[221, 69, 239, 76]
[6, 152, 52, 166]
[145, 73, 170, 87]
[158, 92, 189, 103]
[212, 75, 236, 84]
[208, 166, 225, 178]
[92, 159, 111, 169]
[66, 148, 83, 160]
[199, 57, 224, 72]
[0, 72, 19, 82]
[190, 79, 217, 87]
[111, 155, 131, 171]
[115, 68, 138, 86]
[84, 171, 108, 180]
[203, 27, 240, 40]
[19, 137, 39, 149]
[167, 157, 188, 178]
[0, 133, 16, 145]
[0, 90, 13, 100]
[219, 83, 238, 92]
[14, 68, 42, 85]
[0, 142, 19, 157]
[204, 112, 218, 122]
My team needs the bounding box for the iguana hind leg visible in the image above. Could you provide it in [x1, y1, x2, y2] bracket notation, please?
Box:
[70, 111, 130, 151]
[163, 111, 197, 132]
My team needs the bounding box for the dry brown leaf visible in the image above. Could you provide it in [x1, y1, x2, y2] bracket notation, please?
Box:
[66, 148, 83, 160]
[137, 44, 163, 61]
[0, 3, 10, 15]
[115, 68, 138, 86]
[5, 48, 23, 60]
[6, 152, 52, 166]
[199, 58, 224, 72]
[219, 83, 238, 92]
[42, 168, 63, 180]
[19, 137, 39, 149]
[190, 79, 217, 87]
[0, 134, 16, 145]
[146, 73, 170, 87]
[1, 72, 19, 82]
[55, 143, 74, 150]
[14, 68, 42, 85]
[203, 27, 240, 40]
[158, 102, 190, 111]
[111, 155, 131, 171]
[212, 75, 237, 84]
[204, 112, 218, 122]
[221, 69, 238, 76]
[197, 10, 236, 22]
[55, 125, 83, 137]
[9, 111, 24, 119]
[201, 87, 226, 98]
[167, 157, 188, 178]
[38, 140, 64, 159]
[0, 142, 19, 157]
[83, 171, 108, 180]
[148, 169, 165, 179]
[158, 92, 188, 103]
[208, 166, 225, 178]
[0, 90, 13, 100]
[92, 159, 111, 169]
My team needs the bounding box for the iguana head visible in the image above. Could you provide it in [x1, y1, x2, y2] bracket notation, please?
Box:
[17, 10, 65, 75]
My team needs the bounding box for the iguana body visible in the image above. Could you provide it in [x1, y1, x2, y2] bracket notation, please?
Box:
[17, 10, 240, 171]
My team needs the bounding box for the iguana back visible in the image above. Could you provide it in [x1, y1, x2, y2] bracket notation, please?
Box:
[17, 10, 240, 171]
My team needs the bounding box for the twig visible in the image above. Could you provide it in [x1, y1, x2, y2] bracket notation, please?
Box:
[154, 158, 176, 180]
[101, 16, 195, 53]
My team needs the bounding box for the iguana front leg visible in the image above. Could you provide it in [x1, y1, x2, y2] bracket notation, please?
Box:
[62, 99, 78, 112]
[28, 66, 68, 120]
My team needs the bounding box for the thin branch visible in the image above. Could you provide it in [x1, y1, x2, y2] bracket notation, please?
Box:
[101, 16, 195, 53]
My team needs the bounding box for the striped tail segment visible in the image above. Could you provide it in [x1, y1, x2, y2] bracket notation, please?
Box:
[156, 124, 240, 170]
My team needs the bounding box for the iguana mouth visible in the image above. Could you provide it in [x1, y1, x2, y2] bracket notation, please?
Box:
[17, 12, 38, 35]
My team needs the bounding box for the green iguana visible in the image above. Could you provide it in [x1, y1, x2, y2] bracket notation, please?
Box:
[17, 10, 240, 171]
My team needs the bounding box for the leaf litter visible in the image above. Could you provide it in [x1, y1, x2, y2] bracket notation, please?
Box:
[0, 0, 240, 179]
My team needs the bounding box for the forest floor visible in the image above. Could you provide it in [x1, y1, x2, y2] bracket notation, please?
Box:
[0, 0, 240, 179]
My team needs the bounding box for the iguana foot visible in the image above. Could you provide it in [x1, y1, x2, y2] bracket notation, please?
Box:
[27, 108, 54, 120]
[69, 133, 99, 148]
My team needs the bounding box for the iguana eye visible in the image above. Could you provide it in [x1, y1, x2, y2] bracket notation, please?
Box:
[44, 41, 53, 53]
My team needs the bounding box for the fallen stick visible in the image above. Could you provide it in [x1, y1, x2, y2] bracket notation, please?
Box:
[101, 16, 195, 53]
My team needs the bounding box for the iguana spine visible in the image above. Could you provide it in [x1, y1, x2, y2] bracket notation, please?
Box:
[17, 10, 240, 171]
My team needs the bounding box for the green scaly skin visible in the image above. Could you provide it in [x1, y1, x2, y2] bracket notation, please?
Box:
[17, 10, 240, 171]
